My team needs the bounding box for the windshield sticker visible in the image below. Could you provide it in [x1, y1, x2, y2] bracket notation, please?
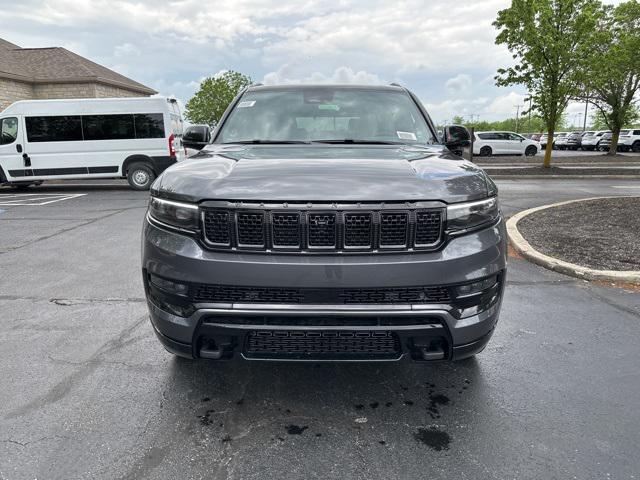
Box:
[237, 101, 256, 108]
[397, 131, 417, 141]
[318, 104, 340, 111]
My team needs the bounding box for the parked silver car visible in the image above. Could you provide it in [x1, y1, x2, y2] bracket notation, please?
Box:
[142, 84, 506, 363]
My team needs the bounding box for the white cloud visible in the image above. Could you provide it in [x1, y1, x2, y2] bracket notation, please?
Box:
[262, 65, 384, 85]
[445, 74, 472, 93]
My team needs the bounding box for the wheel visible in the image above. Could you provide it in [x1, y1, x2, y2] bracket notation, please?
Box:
[632, 141, 640, 153]
[479, 146, 492, 157]
[126, 162, 156, 191]
[525, 145, 537, 156]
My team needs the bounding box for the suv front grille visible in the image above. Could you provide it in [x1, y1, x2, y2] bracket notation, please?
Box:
[244, 330, 401, 359]
[191, 284, 451, 304]
[202, 203, 443, 253]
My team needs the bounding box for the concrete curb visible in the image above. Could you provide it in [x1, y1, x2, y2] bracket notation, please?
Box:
[491, 175, 640, 180]
[506, 196, 640, 283]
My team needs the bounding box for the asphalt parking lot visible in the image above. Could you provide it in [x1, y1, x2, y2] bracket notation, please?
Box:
[1, 179, 639, 480]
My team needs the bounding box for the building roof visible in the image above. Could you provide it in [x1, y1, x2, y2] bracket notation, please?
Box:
[0, 38, 156, 95]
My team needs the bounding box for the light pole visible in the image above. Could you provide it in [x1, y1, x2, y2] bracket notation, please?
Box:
[514, 104, 524, 133]
[583, 92, 589, 131]
[526, 95, 533, 132]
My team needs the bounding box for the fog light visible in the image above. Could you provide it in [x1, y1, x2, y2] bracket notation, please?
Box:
[149, 273, 189, 296]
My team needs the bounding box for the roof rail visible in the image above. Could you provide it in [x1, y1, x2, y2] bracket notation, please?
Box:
[251, 82, 263, 87]
[390, 82, 403, 87]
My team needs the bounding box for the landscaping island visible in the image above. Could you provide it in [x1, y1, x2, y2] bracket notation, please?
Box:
[516, 197, 640, 271]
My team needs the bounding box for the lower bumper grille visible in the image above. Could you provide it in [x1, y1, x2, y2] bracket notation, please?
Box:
[244, 330, 401, 360]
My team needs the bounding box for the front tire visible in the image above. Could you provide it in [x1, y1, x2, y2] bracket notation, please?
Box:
[127, 163, 156, 191]
[479, 146, 492, 157]
[525, 145, 537, 157]
[632, 141, 640, 153]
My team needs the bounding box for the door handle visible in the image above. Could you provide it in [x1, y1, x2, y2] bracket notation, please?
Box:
[22, 153, 31, 167]
[16, 143, 22, 153]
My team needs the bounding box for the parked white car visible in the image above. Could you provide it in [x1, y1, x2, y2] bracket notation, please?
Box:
[474, 131, 540, 156]
[0, 96, 185, 190]
[581, 130, 609, 151]
[618, 128, 640, 152]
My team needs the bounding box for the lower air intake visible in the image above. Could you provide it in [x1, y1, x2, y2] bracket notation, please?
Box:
[244, 330, 401, 360]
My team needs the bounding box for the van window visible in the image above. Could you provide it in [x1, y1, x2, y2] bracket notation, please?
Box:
[0, 117, 18, 145]
[83, 114, 135, 140]
[134, 113, 165, 138]
[26, 116, 83, 142]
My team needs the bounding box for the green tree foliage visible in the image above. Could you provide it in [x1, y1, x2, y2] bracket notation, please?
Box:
[494, 0, 602, 167]
[591, 106, 640, 131]
[581, 1, 640, 154]
[184, 71, 252, 126]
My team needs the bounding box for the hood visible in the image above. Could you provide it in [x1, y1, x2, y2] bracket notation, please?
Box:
[153, 145, 489, 203]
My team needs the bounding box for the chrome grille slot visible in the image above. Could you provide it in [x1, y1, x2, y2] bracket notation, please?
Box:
[308, 213, 337, 248]
[379, 212, 408, 247]
[236, 211, 265, 247]
[344, 213, 372, 248]
[271, 212, 301, 247]
[415, 210, 442, 246]
[203, 210, 231, 245]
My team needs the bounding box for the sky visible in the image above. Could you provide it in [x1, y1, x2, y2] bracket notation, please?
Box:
[0, 0, 620, 126]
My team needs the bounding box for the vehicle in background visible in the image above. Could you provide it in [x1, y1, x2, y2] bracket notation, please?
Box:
[598, 132, 614, 151]
[581, 130, 609, 151]
[618, 129, 640, 152]
[473, 131, 540, 156]
[564, 132, 582, 150]
[183, 124, 212, 156]
[0, 97, 185, 190]
[529, 133, 542, 142]
[553, 132, 569, 150]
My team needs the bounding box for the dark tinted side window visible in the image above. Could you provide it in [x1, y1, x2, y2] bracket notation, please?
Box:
[83, 114, 135, 140]
[26, 116, 82, 142]
[634, 130, 640, 135]
[134, 114, 165, 139]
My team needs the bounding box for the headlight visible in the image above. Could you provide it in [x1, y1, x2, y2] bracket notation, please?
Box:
[446, 197, 499, 232]
[148, 196, 199, 232]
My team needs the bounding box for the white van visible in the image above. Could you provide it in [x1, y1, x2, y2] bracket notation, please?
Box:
[0, 97, 185, 190]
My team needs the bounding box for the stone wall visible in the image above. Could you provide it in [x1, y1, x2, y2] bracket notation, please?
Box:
[0, 78, 34, 111]
[94, 83, 147, 98]
[1, 80, 149, 112]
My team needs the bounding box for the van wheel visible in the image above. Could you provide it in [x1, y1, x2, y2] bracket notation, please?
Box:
[479, 146, 492, 157]
[525, 145, 537, 156]
[127, 163, 156, 191]
[632, 141, 640, 153]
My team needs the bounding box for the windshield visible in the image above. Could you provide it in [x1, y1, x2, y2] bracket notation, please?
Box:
[215, 87, 435, 145]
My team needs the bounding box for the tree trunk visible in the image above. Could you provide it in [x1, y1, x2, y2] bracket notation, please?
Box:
[608, 129, 620, 156]
[543, 128, 554, 168]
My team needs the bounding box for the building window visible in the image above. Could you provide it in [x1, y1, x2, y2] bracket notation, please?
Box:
[0, 117, 18, 145]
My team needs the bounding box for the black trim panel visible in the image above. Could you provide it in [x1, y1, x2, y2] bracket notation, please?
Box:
[150, 155, 177, 174]
[8, 166, 118, 177]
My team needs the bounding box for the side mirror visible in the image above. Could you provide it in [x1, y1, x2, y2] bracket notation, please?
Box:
[182, 127, 210, 150]
[443, 125, 471, 153]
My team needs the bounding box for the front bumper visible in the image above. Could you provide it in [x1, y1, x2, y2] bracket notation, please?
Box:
[142, 218, 507, 362]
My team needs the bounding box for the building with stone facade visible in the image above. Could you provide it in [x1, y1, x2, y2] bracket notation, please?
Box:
[0, 38, 156, 111]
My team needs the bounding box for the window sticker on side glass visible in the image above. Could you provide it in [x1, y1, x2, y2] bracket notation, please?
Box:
[397, 131, 417, 141]
[237, 101, 256, 108]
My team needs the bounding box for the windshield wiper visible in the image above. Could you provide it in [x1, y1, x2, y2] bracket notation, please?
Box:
[312, 139, 406, 145]
[222, 140, 311, 144]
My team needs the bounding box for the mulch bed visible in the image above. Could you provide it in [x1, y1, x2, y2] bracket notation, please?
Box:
[517, 197, 640, 271]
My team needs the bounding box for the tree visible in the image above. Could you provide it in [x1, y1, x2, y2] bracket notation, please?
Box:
[591, 105, 640, 131]
[494, 0, 602, 167]
[184, 71, 252, 126]
[581, 1, 640, 154]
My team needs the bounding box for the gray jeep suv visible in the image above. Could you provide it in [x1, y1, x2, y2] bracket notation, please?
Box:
[142, 84, 506, 363]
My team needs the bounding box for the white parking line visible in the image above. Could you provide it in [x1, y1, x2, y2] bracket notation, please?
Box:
[0, 193, 87, 206]
[610, 185, 640, 189]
